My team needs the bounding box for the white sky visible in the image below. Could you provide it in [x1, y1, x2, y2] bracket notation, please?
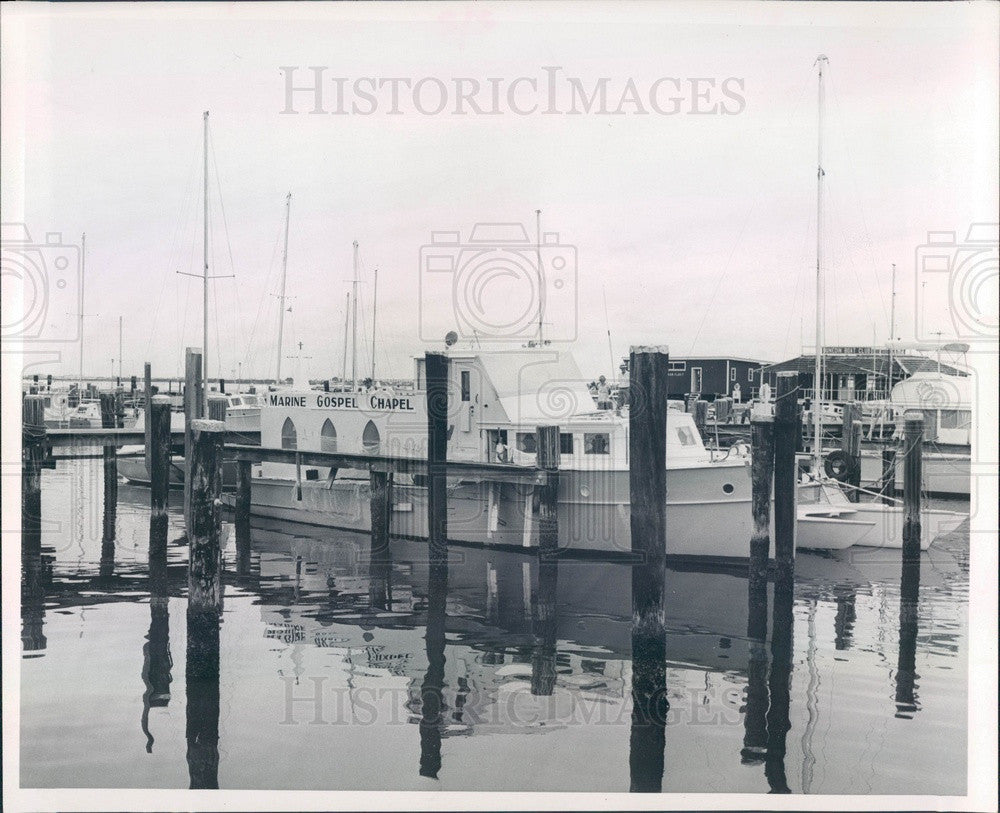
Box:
[2, 1, 998, 382]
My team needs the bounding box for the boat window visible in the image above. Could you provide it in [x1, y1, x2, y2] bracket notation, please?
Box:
[939, 409, 970, 430]
[584, 433, 610, 454]
[676, 426, 698, 446]
[362, 420, 381, 454]
[230, 397, 243, 407]
[460, 370, 471, 402]
[320, 419, 338, 452]
[560, 433, 574, 455]
[516, 432, 537, 454]
[281, 417, 297, 450]
[920, 410, 939, 441]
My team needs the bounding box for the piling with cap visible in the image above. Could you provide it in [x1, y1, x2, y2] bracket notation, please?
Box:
[22, 394, 46, 552]
[235, 460, 252, 577]
[627, 346, 670, 793]
[748, 414, 775, 634]
[100, 392, 118, 543]
[183, 348, 204, 535]
[207, 394, 228, 423]
[772, 372, 798, 591]
[841, 401, 862, 501]
[187, 418, 225, 613]
[901, 412, 923, 564]
[148, 395, 172, 587]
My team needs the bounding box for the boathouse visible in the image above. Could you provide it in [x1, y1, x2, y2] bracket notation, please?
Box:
[760, 346, 967, 403]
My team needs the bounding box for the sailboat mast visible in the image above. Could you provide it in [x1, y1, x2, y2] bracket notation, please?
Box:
[535, 209, 543, 344]
[888, 262, 896, 393]
[118, 316, 123, 382]
[351, 240, 359, 388]
[813, 56, 828, 473]
[276, 192, 292, 382]
[79, 232, 86, 385]
[341, 291, 350, 385]
[371, 267, 378, 382]
[202, 110, 210, 408]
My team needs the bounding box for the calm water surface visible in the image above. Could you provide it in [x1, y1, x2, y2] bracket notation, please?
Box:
[20, 459, 969, 793]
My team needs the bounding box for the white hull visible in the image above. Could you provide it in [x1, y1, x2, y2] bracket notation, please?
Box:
[859, 449, 969, 497]
[230, 463, 860, 559]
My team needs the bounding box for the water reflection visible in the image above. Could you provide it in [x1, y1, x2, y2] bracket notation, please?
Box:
[19, 476, 970, 794]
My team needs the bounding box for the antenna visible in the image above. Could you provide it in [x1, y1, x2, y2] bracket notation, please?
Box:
[603, 286, 615, 383]
[276, 192, 292, 381]
[535, 209, 543, 345]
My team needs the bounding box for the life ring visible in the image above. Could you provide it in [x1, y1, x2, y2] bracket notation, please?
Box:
[823, 449, 859, 482]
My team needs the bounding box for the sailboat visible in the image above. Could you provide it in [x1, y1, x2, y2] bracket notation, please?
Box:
[800, 57, 965, 550]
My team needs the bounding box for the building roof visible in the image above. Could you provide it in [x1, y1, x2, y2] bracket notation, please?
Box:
[763, 353, 966, 378]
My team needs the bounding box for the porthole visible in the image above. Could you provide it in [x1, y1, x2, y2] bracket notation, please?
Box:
[722, 483, 735, 494]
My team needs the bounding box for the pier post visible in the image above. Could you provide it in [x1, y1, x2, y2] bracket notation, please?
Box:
[881, 446, 897, 505]
[149, 395, 172, 587]
[748, 415, 775, 636]
[183, 348, 204, 536]
[22, 394, 46, 552]
[531, 425, 560, 696]
[535, 425, 560, 557]
[235, 460, 252, 577]
[207, 394, 228, 423]
[627, 346, 669, 793]
[144, 362, 153, 472]
[901, 412, 923, 565]
[99, 392, 118, 545]
[187, 419, 225, 614]
[841, 401, 862, 501]
[693, 399, 708, 438]
[772, 372, 798, 591]
[369, 468, 393, 608]
[425, 352, 449, 564]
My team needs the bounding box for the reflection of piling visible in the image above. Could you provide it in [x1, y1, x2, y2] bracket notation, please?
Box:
[100, 392, 118, 544]
[748, 416, 775, 635]
[187, 419, 225, 614]
[881, 447, 897, 504]
[419, 536, 448, 779]
[186, 607, 220, 788]
[627, 346, 670, 793]
[833, 586, 857, 650]
[235, 460, 252, 578]
[149, 395, 172, 590]
[765, 587, 794, 793]
[773, 372, 798, 592]
[141, 595, 172, 752]
[22, 394, 45, 553]
[895, 559, 920, 717]
[902, 412, 923, 565]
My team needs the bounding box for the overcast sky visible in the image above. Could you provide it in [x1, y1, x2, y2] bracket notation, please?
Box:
[2, 1, 997, 382]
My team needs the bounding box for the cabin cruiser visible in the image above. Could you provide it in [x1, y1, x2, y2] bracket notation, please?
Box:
[229, 348, 877, 559]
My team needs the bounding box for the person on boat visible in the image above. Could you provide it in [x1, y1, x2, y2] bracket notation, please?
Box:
[596, 376, 612, 410]
[495, 437, 509, 463]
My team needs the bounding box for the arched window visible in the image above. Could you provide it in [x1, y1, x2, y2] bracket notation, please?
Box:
[320, 419, 337, 452]
[281, 417, 297, 450]
[362, 420, 380, 454]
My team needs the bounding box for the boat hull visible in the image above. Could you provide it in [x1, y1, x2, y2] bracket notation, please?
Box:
[859, 450, 969, 497]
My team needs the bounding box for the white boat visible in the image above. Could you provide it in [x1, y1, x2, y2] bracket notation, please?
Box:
[228, 346, 862, 560]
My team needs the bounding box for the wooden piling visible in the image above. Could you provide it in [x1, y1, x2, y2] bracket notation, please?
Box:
[627, 346, 669, 793]
[535, 425, 560, 558]
[881, 447, 897, 505]
[693, 399, 708, 437]
[183, 348, 204, 535]
[148, 395, 172, 588]
[235, 460, 252, 577]
[22, 394, 46, 553]
[772, 372, 798, 591]
[100, 392, 118, 544]
[901, 412, 923, 565]
[369, 469, 393, 607]
[187, 418, 225, 613]
[841, 402, 862, 501]
[207, 394, 228, 423]
[748, 416, 775, 636]
[425, 352, 449, 564]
